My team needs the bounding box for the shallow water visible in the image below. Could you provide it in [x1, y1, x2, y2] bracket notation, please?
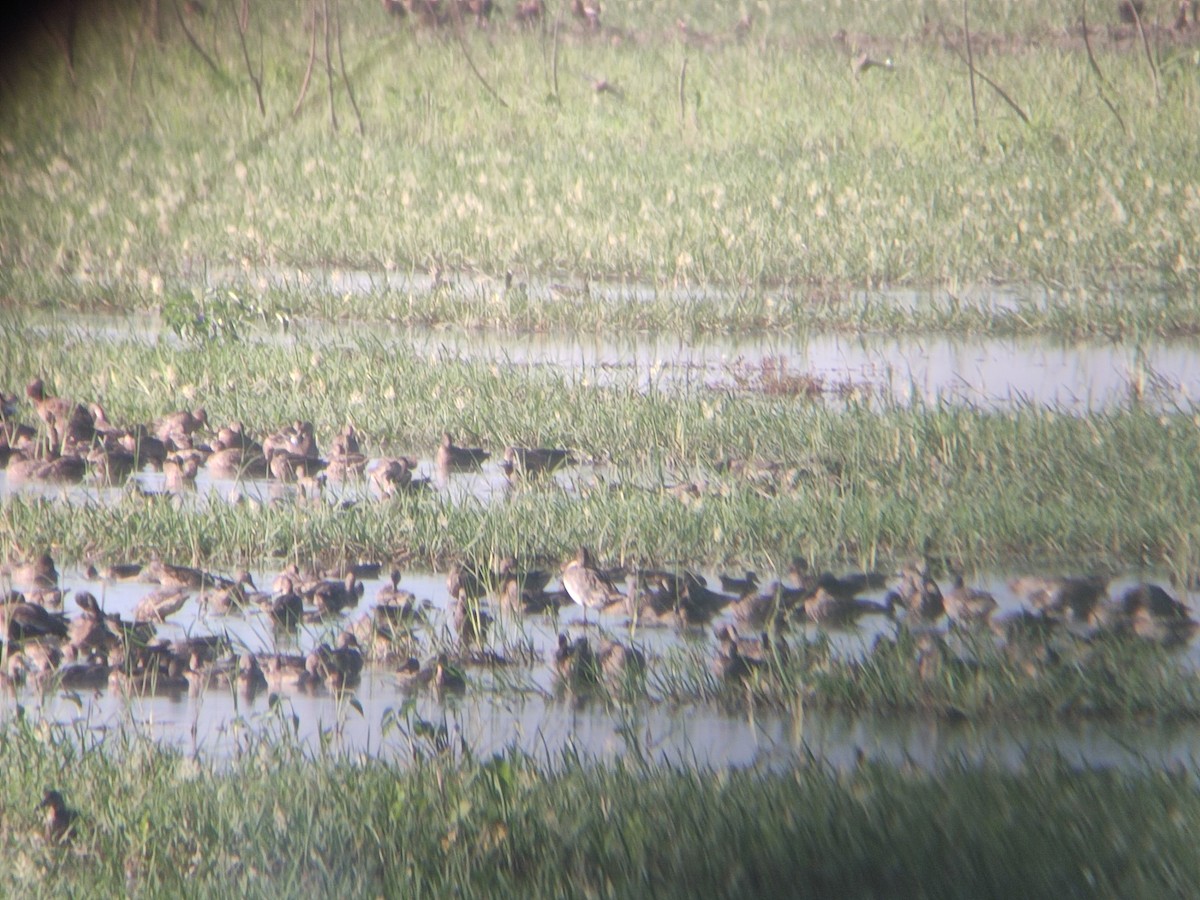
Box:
[5, 565, 1199, 771]
[17, 310, 1200, 412]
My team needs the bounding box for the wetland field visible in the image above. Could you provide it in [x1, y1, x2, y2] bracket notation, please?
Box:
[2, 0, 1200, 893]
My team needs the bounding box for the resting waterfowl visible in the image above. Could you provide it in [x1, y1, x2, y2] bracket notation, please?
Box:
[447, 560, 489, 602]
[262, 420, 319, 460]
[306, 632, 364, 689]
[134, 585, 191, 623]
[266, 580, 304, 629]
[1008, 574, 1108, 623]
[142, 559, 231, 591]
[595, 637, 646, 680]
[553, 633, 600, 685]
[5, 449, 87, 484]
[118, 426, 169, 467]
[38, 789, 78, 844]
[1093, 583, 1198, 645]
[562, 546, 626, 621]
[715, 624, 788, 667]
[329, 424, 361, 458]
[801, 587, 891, 626]
[729, 587, 789, 631]
[719, 570, 759, 596]
[307, 572, 364, 617]
[202, 570, 259, 615]
[263, 653, 319, 690]
[0, 600, 69, 642]
[790, 556, 888, 601]
[887, 563, 945, 622]
[84, 561, 142, 582]
[153, 407, 208, 448]
[436, 432, 490, 471]
[26, 378, 95, 449]
[452, 594, 493, 645]
[370, 457, 425, 496]
[3, 552, 59, 589]
[205, 443, 268, 479]
[943, 573, 999, 627]
[501, 445, 576, 477]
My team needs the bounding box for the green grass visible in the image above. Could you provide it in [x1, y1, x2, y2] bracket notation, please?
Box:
[0, 0, 1198, 325]
[654, 624, 1200, 721]
[3, 318, 1200, 574]
[0, 713, 1197, 896]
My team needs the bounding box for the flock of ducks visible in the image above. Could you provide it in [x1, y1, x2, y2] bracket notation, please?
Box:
[0, 544, 1195, 707]
[0, 377, 578, 498]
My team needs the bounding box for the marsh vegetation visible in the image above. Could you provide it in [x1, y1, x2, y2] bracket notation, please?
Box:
[2, 0, 1200, 892]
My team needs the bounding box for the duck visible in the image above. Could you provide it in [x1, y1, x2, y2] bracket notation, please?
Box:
[886, 563, 945, 623]
[789, 556, 888, 600]
[38, 789, 79, 844]
[369, 457, 425, 496]
[943, 573, 999, 627]
[262, 420, 319, 460]
[500, 445, 576, 477]
[595, 637, 646, 681]
[719, 570, 759, 596]
[2, 552, 59, 589]
[205, 442, 269, 479]
[68, 592, 120, 657]
[712, 640, 764, 683]
[496, 557, 568, 615]
[25, 378, 95, 449]
[162, 453, 200, 490]
[452, 593, 493, 645]
[266, 580, 304, 629]
[268, 447, 326, 482]
[306, 632, 364, 689]
[86, 444, 139, 484]
[134, 585, 191, 622]
[0, 600, 69, 642]
[436, 432, 490, 471]
[447, 560, 489, 602]
[235, 653, 267, 693]
[729, 588, 789, 632]
[561, 546, 626, 622]
[5, 449, 87, 484]
[329, 424, 361, 458]
[117, 425, 169, 467]
[801, 587, 891, 626]
[714, 624, 788, 667]
[202, 570, 260, 615]
[306, 572, 364, 617]
[84, 561, 143, 582]
[553, 633, 600, 685]
[263, 653, 319, 690]
[1008, 574, 1108, 623]
[142, 559, 231, 591]
[153, 407, 208, 448]
[1093, 583, 1198, 646]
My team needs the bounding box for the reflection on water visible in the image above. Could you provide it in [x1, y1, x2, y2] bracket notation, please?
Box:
[16, 310, 1200, 412]
[4, 567, 1199, 772]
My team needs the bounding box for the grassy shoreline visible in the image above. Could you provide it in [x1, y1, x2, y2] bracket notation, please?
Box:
[0, 716, 1196, 896]
[2, 1, 1198, 309]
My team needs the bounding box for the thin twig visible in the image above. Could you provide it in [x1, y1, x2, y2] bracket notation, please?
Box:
[233, 0, 266, 116]
[678, 56, 688, 128]
[333, 0, 365, 135]
[450, 9, 509, 108]
[949, 44, 1030, 126]
[292, 0, 319, 117]
[1130, 3, 1161, 102]
[551, 5, 561, 100]
[1080, 0, 1129, 134]
[322, 0, 338, 132]
[174, 0, 232, 84]
[963, 0, 979, 134]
